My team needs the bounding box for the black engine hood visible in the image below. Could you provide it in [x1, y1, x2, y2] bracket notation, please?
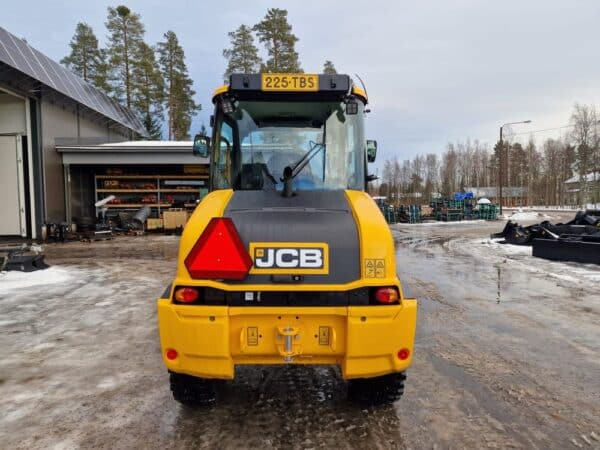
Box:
[223, 190, 360, 285]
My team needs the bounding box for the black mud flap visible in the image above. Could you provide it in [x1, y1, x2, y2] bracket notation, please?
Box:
[532, 238, 600, 265]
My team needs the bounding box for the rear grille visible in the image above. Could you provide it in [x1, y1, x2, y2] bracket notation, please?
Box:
[199, 287, 369, 306]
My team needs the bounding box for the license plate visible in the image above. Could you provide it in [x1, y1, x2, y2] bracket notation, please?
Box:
[261, 74, 319, 92]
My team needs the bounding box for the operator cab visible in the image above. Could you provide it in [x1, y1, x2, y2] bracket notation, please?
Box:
[194, 74, 377, 195]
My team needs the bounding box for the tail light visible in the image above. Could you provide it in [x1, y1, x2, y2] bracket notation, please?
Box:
[174, 287, 199, 303]
[184, 217, 252, 280]
[373, 287, 399, 304]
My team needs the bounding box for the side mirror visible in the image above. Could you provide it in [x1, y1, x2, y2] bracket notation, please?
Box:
[193, 134, 210, 157]
[366, 140, 377, 163]
[345, 98, 358, 115]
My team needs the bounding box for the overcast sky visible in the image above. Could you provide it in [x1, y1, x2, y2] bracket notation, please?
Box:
[4, 0, 600, 166]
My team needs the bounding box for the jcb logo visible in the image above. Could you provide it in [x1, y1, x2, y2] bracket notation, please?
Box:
[255, 248, 323, 268]
[249, 243, 329, 274]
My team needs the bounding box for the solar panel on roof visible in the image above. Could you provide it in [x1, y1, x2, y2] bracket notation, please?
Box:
[0, 26, 147, 136]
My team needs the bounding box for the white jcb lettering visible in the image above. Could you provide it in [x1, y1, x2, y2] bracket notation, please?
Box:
[254, 248, 324, 268]
[299, 249, 322, 268]
[276, 249, 298, 267]
[255, 249, 274, 268]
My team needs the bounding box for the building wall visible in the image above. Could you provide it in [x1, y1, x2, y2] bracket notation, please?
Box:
[40, 99, 128, 221]
[0, 93, 26, 133]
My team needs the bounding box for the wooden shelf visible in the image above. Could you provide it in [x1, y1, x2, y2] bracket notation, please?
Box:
[97, 189, 200, 193]
[105, 203, 172, 208]
[95, 173, 206, 213]
[96, 175, 208, 179]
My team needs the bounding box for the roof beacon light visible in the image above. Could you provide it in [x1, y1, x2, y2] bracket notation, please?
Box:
[184, 218, 252, 280]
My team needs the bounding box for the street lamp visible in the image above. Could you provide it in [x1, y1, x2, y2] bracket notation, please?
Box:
[498, 120, 532, 214]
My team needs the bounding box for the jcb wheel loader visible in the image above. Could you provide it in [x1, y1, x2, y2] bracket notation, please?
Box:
[157, 73, 417, 406]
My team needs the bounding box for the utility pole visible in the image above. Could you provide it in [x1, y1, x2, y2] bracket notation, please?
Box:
[498, 120, 531, 214]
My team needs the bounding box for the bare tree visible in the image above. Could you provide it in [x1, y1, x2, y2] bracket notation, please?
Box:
[374, 103, 597, 207]
[570, 103, 598, 205]
[424, 153, 440, 198]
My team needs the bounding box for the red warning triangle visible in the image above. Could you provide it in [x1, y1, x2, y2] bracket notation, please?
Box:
[184, 218, 252, 280]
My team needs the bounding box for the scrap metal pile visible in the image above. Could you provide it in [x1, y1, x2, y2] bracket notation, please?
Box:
[0, 244, 48, 272]
[492, 210, 600, 264]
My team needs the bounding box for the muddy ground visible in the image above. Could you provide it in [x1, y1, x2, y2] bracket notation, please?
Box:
[0, 216, 599, 449]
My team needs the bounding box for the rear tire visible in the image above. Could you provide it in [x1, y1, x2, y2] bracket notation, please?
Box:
[169, 372, 216, 407]
[348, 372, 406, 405]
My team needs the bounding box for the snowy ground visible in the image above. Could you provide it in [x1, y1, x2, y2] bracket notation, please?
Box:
[1, 221, 599, 448]
[504, 204, 600, 211]
[463, 237, 600, 285]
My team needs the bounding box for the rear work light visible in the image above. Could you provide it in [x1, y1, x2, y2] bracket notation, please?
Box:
[397, 348, 410, 360]
[373, 287, 400, 304]
[174, 287, 199, 303]
[184, 217, 252, 280]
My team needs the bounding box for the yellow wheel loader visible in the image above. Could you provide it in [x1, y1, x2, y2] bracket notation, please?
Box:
[157, 73, 417, 406]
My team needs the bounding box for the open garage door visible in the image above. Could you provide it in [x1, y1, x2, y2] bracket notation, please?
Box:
[0, 135, 26, 236]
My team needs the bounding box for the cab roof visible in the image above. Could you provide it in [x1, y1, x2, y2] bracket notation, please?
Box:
[212, 73, 368, 104]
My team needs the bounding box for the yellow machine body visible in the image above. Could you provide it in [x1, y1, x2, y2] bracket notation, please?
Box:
[157, 189, 417, 380]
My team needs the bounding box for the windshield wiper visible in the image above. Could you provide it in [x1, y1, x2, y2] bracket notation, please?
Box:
[262, 165, 278, 187]
[281, 141, 324, 197]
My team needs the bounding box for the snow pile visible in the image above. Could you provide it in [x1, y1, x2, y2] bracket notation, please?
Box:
[507, 211, 547, 221]
[0, 267, 75, 293]
[505, 208, 553, 221]
[101, 140, 192, 147]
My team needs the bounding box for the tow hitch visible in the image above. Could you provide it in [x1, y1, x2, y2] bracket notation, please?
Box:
[276, 326, 302, 362]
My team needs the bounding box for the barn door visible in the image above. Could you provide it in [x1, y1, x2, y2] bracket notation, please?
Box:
[0, 135, 26, 236]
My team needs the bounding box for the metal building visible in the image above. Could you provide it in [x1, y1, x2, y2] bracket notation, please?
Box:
[0, 26, 147, 238]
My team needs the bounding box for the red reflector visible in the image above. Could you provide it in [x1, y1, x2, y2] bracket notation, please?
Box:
[166, 349, 178, 360]
[374, 287, 399, 304]
[184, 218, 252, 280]
[397, 348, 410, 360]
[174, 287, 199, 303]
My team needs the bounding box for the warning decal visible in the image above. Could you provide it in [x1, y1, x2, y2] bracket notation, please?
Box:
[318, 326, 330, 346]
[365, 259, 385, 278]
[247, 327, 259, 346]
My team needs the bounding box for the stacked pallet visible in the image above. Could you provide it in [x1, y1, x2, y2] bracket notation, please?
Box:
[478, 204, 499, 220]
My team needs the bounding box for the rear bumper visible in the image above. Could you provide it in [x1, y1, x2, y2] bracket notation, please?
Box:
[157, 299, 417, 380]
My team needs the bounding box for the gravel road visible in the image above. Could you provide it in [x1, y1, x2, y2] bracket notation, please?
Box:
[0, 218, 598, 449]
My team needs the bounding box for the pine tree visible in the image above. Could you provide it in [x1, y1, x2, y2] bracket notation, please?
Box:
[254, 8, 302, 73]
[105, 5, 145, 109]
[198, 124, 208, 137]
[223, 25, 262, 80]
[323, 60, 337, 74]
[133, 42, 164, 139]
[61, 23, 107, 90]
[93, 49, 112, 93]
[157, 31, 200, 140]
